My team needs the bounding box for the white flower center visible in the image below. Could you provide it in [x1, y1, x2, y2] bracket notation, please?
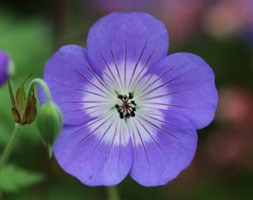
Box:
[82, 62, 170, 145]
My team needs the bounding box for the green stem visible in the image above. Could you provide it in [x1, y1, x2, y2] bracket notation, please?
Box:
[0, 123, 23, 169]
[106, 186, 120, 200]
[26, 78, 52, 105]
[7, 79, 15, 107]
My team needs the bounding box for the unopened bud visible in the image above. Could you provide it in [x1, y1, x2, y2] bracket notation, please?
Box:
[0, 50, 11, 86]
[12, 75, 37, 125]
[37, 102, 62, 158]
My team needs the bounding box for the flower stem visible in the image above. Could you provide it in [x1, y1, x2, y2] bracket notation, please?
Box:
[0, 123, 23, 169]
[7, 79, 15, 107]
[27, 78, 52, 104]
[106, 186, 120, 200]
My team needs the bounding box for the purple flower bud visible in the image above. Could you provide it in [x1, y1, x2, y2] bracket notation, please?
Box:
[0, 50, 10, 86]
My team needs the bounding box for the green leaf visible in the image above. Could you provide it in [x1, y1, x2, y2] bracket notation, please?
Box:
[0, 164, 46, 193]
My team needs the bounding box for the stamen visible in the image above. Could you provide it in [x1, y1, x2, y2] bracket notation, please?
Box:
[119, 112, 124, 119]
[118, 94, 123, 100]
[129, 92, 133, 99]
[115, 92, 137, 120]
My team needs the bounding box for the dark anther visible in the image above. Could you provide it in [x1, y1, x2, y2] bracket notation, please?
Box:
[115, 92, 137, 120]
[129, 92, 133, 99]
[118, 94, 123, 99]
[119, 112, 124, 119]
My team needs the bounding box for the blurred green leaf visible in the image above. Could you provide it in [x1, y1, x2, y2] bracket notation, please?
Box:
[0, 12, 53, 78]
[0, 164, 46, 193]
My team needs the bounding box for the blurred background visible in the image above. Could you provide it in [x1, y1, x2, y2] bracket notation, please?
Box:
[0, 0, 253, 199]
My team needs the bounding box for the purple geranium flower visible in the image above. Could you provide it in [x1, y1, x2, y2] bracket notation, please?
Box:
[0, 50, 10, 86]
[42, 12, 218, 186]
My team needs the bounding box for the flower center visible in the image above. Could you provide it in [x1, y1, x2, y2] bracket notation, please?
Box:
[115, 92, 137, 120]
